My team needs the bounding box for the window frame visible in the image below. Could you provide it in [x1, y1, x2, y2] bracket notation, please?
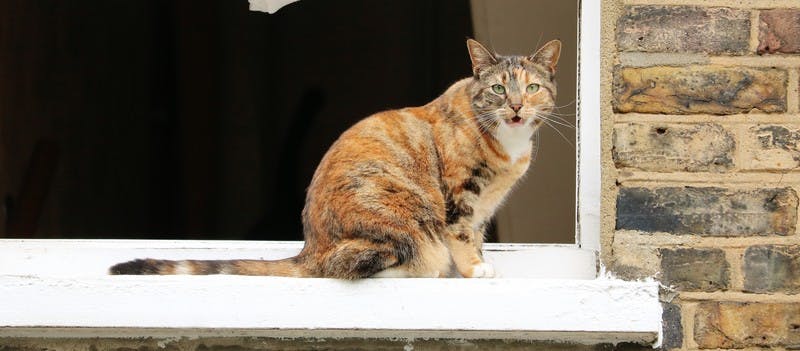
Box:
[575, 0, 602, 251]
[0, 0, 663, 346]
[249, 0, 603, 252]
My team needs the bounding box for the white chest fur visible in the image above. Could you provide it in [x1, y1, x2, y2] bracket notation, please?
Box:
[494, 124, 534, 163]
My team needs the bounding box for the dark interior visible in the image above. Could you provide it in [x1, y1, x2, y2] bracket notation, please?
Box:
[0, 0, 476, 239]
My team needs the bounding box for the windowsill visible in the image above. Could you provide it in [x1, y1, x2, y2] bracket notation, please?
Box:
[0, 240, 661, 346]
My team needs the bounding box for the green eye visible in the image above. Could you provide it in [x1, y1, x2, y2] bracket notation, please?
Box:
[491, 84, 506, 94]
[527, 83, 540, 93]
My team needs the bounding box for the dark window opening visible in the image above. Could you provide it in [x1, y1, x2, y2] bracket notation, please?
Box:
[0, 0, 576, 243]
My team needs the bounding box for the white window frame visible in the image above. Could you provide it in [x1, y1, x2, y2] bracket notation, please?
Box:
[0, 0, 662, 347]
[576, 0, 602, 253]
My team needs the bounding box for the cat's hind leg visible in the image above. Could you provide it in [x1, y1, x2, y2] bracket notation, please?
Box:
[319, 237, 412, 279]
[371, 240, 453, 278]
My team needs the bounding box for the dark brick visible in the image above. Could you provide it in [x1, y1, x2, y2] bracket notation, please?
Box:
[613, 123, 734, 172]
[695, 302, 800, 348]
[613, 66, 787, 115]
[661, 302, 683, 349]
[744, 245, 800, 294]
[616, 187, 798, 236]
[756, 126, 800, 154]
[743, 125, 800, 170]
[617, 6, 750, 54]
[660, 248, 729, 291]
[759, 9, 800, 54]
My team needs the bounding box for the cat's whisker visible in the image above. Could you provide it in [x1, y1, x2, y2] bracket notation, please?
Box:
[462, 111, 499, 142]
[541, 117, 575, 130]
[540, 113, 576, 127]
[539, 110, 575, 122]
[542, 120, 576, 132]
[536, 114, 576, 129]
[530, 128, 541, 164]
[545, 111, 576, 117]
[553, 100, 576, 109]
[466, 111, 500, 128]
[540, 119, 575, 149]
[538, 110, 575, 119]
[541, 107, 576, 117]
[474, 118, 499, 142]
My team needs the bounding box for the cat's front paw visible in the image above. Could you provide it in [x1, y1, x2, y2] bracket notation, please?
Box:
[466, 262, 495, 278]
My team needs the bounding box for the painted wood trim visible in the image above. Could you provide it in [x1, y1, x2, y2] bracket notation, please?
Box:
[0, 275, 660, 345]
[577, 0, 602, 250]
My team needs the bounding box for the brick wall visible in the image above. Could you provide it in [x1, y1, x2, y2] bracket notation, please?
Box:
[605, 1, 800, 349]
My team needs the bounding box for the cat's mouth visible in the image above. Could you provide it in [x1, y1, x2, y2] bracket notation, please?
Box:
[505, 116, 525, 126]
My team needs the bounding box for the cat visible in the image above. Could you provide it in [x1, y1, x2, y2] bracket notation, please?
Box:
[110, 39, 561, 279]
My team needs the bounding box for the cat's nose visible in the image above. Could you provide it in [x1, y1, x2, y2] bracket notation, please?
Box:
[509, 104, 522, 112]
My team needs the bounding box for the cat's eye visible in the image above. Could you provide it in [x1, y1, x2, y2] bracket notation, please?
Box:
[491, 84, 506, 94]
[526, 83, 540, 93]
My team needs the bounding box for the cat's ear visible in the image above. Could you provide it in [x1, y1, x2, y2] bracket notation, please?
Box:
[466, 39, 497, 77]
[529, 39, 561, 74]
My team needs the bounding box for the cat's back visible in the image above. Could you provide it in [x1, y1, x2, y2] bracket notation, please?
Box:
[302, 105, 446, 233]
[344, 105, 437, 144]
[314, 106, 440, 177]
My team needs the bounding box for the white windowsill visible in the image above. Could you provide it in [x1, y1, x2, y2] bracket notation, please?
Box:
[0, 239, 596, 279]
[0, 240, 661, 346]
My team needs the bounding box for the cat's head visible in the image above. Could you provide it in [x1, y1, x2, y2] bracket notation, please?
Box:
[466, 39, 561, 133]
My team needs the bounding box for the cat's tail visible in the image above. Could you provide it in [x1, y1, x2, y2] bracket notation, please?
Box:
[109, 257, 309, 277]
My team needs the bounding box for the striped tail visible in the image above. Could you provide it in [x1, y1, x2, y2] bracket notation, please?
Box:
[109, 257, 308, 277]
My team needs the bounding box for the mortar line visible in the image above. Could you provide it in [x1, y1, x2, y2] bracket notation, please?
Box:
[614, 113, 800, 124]
[750, 10, 760, 54]
[679, 291, 800, 303]
[710, 55, 800, 67]
[617, 178, 800, 187]
[795, 175, 800, 240]
[618, 52, 709, 67]
[788, 69, 799, 114]
[617, 171, 800, 184]
[725, 248, 746, 292]
[732, 123, 745, 174]
[613, 232, 800, 249]
[616, 53, 800, 68]
[681, 300, 698, 350]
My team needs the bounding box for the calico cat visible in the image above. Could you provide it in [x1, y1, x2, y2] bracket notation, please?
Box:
[110, 39, 561, 279]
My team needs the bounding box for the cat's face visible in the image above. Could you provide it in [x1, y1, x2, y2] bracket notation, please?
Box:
[466, 39, 561, 133]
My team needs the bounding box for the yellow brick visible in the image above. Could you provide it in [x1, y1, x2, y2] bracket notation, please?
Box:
[613, 66, 787, 115]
